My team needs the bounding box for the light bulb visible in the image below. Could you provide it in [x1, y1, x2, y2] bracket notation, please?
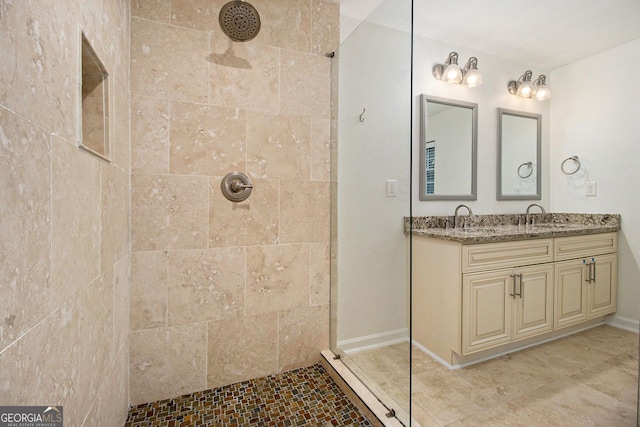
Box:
[517, 81, 534, 98]
[442, 63, 462, 84]
[534, 85, 551, 100]
[462, 69, 483, 87]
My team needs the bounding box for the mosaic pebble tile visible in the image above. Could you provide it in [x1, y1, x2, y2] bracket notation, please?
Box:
[124, 364, 373, 427]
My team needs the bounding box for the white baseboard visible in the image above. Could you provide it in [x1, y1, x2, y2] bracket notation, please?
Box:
[338, 328, 409, 355]
[411, 339, 458, 370]
[606, 315, 639, 333]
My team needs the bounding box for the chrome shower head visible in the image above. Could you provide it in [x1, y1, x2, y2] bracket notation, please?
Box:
[219, 0, 261, 42]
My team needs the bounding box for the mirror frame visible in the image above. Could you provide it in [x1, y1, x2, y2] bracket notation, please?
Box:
[497, 108, 542, 200]
[419, 94, 478, 201]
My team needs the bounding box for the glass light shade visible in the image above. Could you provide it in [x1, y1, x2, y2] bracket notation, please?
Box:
[534, 84, 551, 101]
[462, 69, 483, 87]
[442, 63, 462, 84]
[517, 81, 534, 98]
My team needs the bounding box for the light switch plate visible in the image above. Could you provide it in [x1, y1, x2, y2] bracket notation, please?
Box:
[386, 180, 397, 197]
[586, 182, 597, 197]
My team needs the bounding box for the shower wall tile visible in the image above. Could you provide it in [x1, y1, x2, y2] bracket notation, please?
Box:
[51, 136, 101, 309]
[113, 80, 132, 173]
[131, 18, 208, 103]
[169, 101, 246, 176]
[113, 256, 131, 355]
[131, 251, 168, 331]
[209, 177, 279, 248]
[280, 180, 330, 243]
[77, 270, 114, 420]
[0, 299, 80, 425]
[0, 0, 78, 141]
[246, 111, 310, 180]
[131, 174, 209, 251]
[130, 322, 207, 405]
[278, 304, 329, 372]
[171, 0, 217, 31]
[309, 243, 330, 306]
[206, 312, 278, 389]
[280, 50, 331, 118]
[131, 95, 170, 175]
[101, 163, 129, 273]
[167, 248, 245, 326]
[132, 0, 171, 22]
[247, 0, 312, 53]
[310, 117, 331, 181]
[311, 0, 340, 56]
[0, 107, 51, 352]
[209, 35, 279, 113]
[245, 244, 309, 316]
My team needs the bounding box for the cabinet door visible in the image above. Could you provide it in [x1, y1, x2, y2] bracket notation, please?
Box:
[588, 253, 617, 319]
[462, 270, 513, 354]
[513, 264, 554, 341]
[554, 259, 588, 330]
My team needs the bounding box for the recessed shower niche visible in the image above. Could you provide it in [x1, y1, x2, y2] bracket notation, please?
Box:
[79, 33, 111, 161]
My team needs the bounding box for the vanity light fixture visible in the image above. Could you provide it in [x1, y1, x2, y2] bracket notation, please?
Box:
[433, 52, 483, 87]
[508, 70, 551, 100]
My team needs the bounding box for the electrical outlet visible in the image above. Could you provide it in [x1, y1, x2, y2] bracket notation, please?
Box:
[586, 181, 597, 197]
[386, 180, 397, 197]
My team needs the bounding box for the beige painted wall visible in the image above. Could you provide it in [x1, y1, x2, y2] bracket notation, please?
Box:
[129, 0, 339, 405]
[0, 0, 131, 425]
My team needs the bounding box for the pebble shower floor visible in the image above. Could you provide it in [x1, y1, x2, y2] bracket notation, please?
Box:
[124, 364, 374, 426]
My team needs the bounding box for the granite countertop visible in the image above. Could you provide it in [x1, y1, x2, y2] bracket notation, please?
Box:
[405, 213, 620, 244]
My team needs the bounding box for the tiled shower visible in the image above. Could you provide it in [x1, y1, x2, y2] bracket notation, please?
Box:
[0, 0, 339, 425]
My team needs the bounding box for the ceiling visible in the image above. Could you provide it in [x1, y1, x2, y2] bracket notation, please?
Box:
[340, 0, 640, 70]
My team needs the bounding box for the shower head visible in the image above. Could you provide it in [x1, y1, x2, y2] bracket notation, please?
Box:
[219, 0, 261, 42]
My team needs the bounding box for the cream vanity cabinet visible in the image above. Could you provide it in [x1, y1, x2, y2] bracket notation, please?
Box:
[412, 232, 618, 366]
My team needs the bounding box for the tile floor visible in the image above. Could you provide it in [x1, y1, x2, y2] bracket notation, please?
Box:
[349, 325, 638, 426]
[124, 364, 373, 426]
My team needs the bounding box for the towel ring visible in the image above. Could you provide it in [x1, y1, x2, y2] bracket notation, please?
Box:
[517, 161, 533, 178]
[561, 156, 581, 175]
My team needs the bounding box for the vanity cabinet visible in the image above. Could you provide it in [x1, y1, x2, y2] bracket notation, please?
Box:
[412, 232, 618, 366]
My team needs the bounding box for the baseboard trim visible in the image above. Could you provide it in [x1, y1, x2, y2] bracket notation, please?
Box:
[606, 315, 639, 333]
[338, 328, 409, 355]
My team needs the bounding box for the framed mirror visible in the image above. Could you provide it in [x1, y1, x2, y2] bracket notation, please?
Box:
[419, 95, 477, 201]
[497, 109, 541, 200]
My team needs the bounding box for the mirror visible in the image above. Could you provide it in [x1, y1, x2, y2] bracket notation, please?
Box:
[419, 95, 477, 201]
[497, 108, 541, 200]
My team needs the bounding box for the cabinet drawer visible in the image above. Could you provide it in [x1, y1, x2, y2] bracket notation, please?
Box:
[462, 239, 553, 273]
[554, 233, 617, 261]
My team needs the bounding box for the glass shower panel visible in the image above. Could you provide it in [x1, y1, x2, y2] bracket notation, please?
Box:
[330, 0, 413, 424]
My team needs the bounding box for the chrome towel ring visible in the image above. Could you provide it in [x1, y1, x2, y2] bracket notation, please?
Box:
[517, 161, 533, 178]
[561, 156, 581, 175]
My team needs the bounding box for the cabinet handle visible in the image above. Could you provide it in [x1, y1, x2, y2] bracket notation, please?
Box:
[517, 273, 523, 298]
[510, 274, 517, 299]
[583, 259, 593, 283]
[591, 258, 596, 283]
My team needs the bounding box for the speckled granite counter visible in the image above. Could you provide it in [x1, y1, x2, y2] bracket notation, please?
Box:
[405, 213, 620, 243]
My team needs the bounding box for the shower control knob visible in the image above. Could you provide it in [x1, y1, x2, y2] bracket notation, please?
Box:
[221, 172, 253, 202]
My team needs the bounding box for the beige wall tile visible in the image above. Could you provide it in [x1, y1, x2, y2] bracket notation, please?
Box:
[171, 0, 216, 31]
[131, 18, 208, 103]
[246, 111, 310, 180]
[209, 177, 279, 247]
[311, 0, 340, 56]
[167, 248, 245, 326]
[280, 180, 330, 243]
[243, 0, 311, 52]
[280, 50, 331, 118]
[170, 101, 246, 176]
[0, 0, 78, 140]
[131, 251, 168, 331]
[130, 323, 207, 405]
[309, 243, 330, 306]
[0, 299, 81, 425]
[101, 163, 129, 273]
[131, 95, 170, 175]
[113, 81, 131, 173]
[0, 107, 51, 352]
[310, 117, 331, 181]
[113, 256, 131, 355]
[131, 174, 209, 251]
[278, 304, 329, 372]
[77, 270, 114, 420]
[245, 244, 309, 315]
[209, 35, 279, 113]
[51, 136, 101, 308]
[132, 0, 170, 22]
[207, 312, 278, 389]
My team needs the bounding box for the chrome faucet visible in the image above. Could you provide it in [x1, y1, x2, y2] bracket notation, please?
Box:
[454, 204, 473, 229]
[525, 203, 545, 225]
